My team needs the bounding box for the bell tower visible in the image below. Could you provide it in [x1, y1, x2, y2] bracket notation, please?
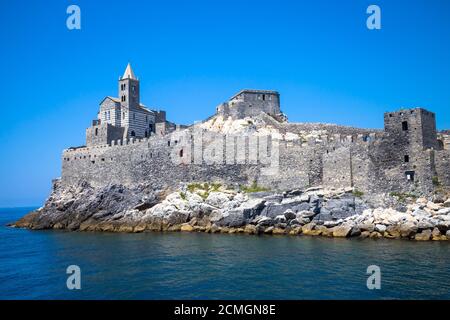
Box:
[118, 63, 140, 110]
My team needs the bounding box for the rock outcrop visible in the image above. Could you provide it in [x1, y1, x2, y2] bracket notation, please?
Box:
[11, 180, 450, 241]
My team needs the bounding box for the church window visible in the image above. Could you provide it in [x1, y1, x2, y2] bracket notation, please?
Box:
[168, 141, 171, 146]
[262, 94, 266, 101]
[131, 131, 135, 137]
[95, 128, 98, 136]
[145, 131, 148, 138]
[180, 149, 183, 157]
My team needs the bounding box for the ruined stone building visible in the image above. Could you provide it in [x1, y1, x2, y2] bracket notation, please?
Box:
[62, 65, 450, 196]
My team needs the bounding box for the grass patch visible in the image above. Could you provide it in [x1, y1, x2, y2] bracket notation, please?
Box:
[186, 182, 224, 200]
[187, 183, 206, 193]
[389, 192, 418, 203]
[240, 181, 270, 193]
[352, 190, 364, 198]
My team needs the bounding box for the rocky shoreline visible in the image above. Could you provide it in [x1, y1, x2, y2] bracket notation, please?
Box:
[11, 180, 450, 241]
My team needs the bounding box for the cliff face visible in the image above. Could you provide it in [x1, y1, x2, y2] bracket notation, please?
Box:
[12, 179, 450, 241]
[14, 180, 161, 231]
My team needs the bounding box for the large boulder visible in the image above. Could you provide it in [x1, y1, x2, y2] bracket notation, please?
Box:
[332, 224, 353, 238]
[375, 224, 387, 233]
[415, 229, 432, 241]
[211, 198, 266, 227]
[284, 210, 297, 221]
[205, 192, 232, 208]
[256, 216, 274, 227]
[385, 225, 401, 238]
[431, 228, 447, 241]
[261, 198, 311, 218]
[274, 215, 287, 224]
[399, 221, 418, 238]
[443, 199, 450, 208]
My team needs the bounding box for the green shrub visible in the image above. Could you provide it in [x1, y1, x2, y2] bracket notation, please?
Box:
[432, 176, 441, 187]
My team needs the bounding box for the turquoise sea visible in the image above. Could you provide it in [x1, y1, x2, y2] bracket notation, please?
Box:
[1, 207, 449, 300]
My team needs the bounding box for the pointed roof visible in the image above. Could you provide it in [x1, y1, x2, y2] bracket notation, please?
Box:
[122, 63, 136, 80]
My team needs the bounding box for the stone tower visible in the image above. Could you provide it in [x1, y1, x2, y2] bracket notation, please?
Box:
[384, 108, 438, 151]
[383, 108, 439, 191]
[118, 63, 140, 110]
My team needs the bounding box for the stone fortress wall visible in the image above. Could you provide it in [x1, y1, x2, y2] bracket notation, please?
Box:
[62, 111, 450, 196]
[60, 66, 450, 196]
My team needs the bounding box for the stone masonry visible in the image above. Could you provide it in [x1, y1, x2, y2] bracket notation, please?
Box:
[62, 65, 450, 196]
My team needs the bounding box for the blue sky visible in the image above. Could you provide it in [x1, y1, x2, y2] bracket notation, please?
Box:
[0, 0, 449, 206]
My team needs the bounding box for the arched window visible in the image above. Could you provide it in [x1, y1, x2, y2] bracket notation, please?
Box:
[130, 131, 135, 137]
[179, 149, 183, 157]
[95, 128, 98, 136]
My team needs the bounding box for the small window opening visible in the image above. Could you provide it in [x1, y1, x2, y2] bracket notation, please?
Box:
[402, 121, 408, 131]
[405, 170, 415, 182]
[404, 155, 410, 163]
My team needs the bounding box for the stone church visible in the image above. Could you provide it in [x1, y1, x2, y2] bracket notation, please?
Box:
[86, 64, 170, 146]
